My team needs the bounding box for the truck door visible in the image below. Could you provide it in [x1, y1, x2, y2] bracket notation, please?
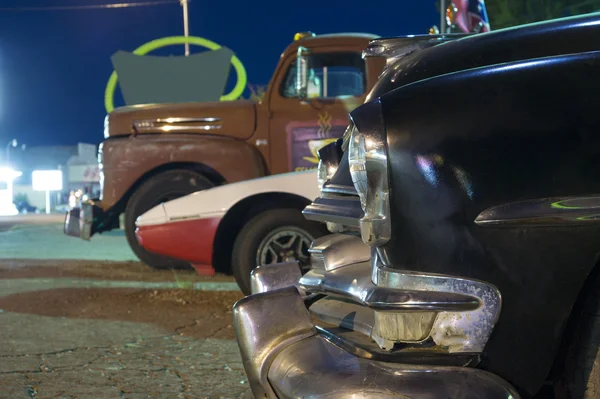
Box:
[267, 51, 367, 174]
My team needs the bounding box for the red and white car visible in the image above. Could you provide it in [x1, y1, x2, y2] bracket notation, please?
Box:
[135, 170, 326, 294]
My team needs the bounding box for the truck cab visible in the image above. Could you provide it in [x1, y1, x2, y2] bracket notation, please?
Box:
[65, 32, 385, 270]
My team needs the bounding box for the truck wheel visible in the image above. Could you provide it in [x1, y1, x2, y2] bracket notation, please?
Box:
[232, 208, 327, 295]
[125, 169, 214, 270]
[556, 267, 600, 398]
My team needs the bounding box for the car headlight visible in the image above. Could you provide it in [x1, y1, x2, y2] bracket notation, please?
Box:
[348, 99, 391, 247]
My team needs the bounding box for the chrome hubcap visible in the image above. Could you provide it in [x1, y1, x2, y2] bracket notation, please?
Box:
[257, 227, 313, 271]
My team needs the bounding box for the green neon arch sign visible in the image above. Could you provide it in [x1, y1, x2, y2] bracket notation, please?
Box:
[104, 36, 248, 113]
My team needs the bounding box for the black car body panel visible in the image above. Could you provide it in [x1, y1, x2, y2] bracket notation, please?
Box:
[313, 12, 600, 397]
[375, 50, 600, 395]
[367, 12, 600, 102]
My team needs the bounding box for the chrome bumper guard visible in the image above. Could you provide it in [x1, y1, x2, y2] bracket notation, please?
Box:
[64, 201, 95, 240]
[64, 199, 117, 240]
[234, 234, 518, 398]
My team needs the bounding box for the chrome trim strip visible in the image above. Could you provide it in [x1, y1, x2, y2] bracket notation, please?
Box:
[132, 117, 222, 133]
[268, 334, 520, 398]
[145, 125, 222, 132]
[299, 261, 480, 312]
[302, 196, 363, 227]
[155, 117, 220, 123]
[475, 195, 600, 226]
[320, 183, 358, 196]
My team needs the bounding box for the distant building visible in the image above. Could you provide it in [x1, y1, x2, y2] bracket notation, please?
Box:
[7, 143, 99, 212]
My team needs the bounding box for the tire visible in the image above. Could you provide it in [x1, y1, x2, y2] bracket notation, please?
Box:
[556, 268, 600, 398]
[232, 208, 327, 295]
[125, 169, 214, 270]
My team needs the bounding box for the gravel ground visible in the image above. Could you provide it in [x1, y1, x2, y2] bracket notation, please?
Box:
[0, 216, 252, 399]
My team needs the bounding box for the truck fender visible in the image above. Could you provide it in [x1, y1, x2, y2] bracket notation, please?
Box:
[101, 134, 268, 212]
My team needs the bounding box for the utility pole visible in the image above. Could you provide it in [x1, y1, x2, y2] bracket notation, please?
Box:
[440, 0, 446, 33]
[180, 0, 190, 56]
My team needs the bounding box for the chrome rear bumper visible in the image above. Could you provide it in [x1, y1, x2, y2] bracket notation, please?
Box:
[64, 199, 119, 240]
[64, 201, 96, 240]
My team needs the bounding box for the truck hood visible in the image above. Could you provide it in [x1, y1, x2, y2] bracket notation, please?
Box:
[136, 170, 319, 227]
[105, 100, 256, 139]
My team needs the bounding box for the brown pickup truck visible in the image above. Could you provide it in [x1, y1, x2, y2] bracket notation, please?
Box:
[65, 32, 385, 269]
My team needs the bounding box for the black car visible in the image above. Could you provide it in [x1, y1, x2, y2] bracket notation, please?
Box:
[233, 12, 600, 399]
[14, 201, 38, 214]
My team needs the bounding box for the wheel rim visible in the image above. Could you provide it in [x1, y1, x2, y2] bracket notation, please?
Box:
[256, 227, 314, 272]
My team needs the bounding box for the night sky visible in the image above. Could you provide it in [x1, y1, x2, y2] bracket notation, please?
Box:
[0, 0, 439, 147]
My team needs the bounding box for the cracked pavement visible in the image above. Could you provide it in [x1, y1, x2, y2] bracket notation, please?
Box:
[0, 329, 250, 398]
[0, 217, 253, 399]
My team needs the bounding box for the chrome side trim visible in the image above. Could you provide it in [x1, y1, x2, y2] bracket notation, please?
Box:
[308, 234, 371, 271]
[320, 183, 358, 196]
[372, 255, 502, 353]
[233, 287, 316, 399]
[475, 195, 600, 226]
[300, 262, 480, 313]
[302, 195, 363, 227]
[131, 117, 222, 133]
[153, 117, 220, 123]
[268, 334, 520, 399]
[250, 261, 303, 295]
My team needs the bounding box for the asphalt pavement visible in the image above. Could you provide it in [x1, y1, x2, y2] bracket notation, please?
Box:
[0, 214, 250, 399]
[0, 214, 138, 261]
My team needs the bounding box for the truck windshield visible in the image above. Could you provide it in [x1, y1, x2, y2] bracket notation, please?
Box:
[282, 52, 365, 99]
